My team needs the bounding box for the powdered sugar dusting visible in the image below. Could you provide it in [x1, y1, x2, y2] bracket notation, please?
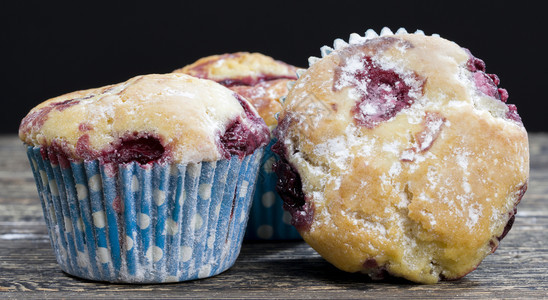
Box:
[275, 30, 528, 284]
[342, 210, 388, 238]
[383, 140, 401, 155]
[388, 162, 402, 177]
[419, 116, 444, 151]
[401, 112, 446, 163]
[466, 203, 483, 229]
[313, 136, 352, 170]
[456, 150, 470, 173]
[333, 43, 425, 128]
[334, 54, 370, 97]
[455, 148, 474, 197]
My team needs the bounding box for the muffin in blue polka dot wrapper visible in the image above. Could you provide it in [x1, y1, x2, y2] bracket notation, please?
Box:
[175, 52, 302, 240]
[19, 73, 270, 283]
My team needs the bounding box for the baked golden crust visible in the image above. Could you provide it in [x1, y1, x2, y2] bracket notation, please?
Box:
[229, 79, 291, 128]
[174, 52, 298, 128]
[275, 32, 529, 283]
[19, 73, 269, 163]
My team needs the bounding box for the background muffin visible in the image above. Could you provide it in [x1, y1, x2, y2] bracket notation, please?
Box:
[20, 73, 269, 283]
[273, 28, 529, 283]
[176, 52, 302, 240]
[174, 52, 298, 129]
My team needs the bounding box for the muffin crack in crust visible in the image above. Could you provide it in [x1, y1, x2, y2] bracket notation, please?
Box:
[274, 28, 529, 284]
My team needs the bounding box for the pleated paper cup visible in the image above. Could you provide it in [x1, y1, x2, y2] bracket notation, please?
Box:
[26, 146, 263, 283]
[244, 139, 301, 240]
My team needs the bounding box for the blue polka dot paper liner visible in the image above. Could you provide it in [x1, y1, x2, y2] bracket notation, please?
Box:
[26, 146, 263, 283]
[244, 139, 301, 240]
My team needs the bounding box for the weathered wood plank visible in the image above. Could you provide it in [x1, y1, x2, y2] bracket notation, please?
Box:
[1, 134, 547, 299]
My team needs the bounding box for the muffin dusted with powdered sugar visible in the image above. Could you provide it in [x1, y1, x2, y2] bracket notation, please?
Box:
[20, 73, 269, 283]
[20, 73, 269, 163]
[174, 52, 298, 129]
[273, 28, 529, 283]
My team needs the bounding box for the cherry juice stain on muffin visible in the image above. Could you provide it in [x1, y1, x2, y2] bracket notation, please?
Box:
[271, 144, 314, 232]
[78, 122, 94, 132]
[333, 39, 425, 128]
[39, 139, 75, 169]
[465, 52, 522, 123]
[20, 95, 95, 134]
[74, 132, 168, 165]
[19, 103, 72, 135]
[52, 98, 82, 111]
[19, 106, 54, 134]
[217, 74, 297, 87]
[218, 94, 270, 159]
[271, 116, 314, 232]
[467, 54, 509, 102]
[492, 183, 528, 250]
[107, 136, 166, 165]
[40, 127, 169, 169]
[362, 258, 389, 280]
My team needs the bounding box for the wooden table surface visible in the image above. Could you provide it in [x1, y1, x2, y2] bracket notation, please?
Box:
[1, 133, 547, 299]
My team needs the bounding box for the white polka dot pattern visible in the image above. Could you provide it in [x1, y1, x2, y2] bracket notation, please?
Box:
[193, 214, 203, 231]
[25, 145, 264, 283]
[283, 211, 293, 225]
[245, 140, 301, 240]
[257, 225, 273, 239]
[180, 246, 192, 262]
[76, 183, 88, 200]
[64, 217, 73, 232]
[76, 218, 84, 233]
[198, 183, 212, 200]
[131, 175, 139, 192]
[126, 236, 134, 251]
[239, 181, 249, 198]
[49, 179, 59, 197]
[198, 264, 212, 279]
[97, 247, 110, 264]
[152, 246, 163, 263]
[154, 189, 166, 206]
[88, 174, 101, 191]
[261, 191, 275, 208]
[39, 170, 48, 187]
[263, 157, 276, 173]
[139, 213, 150, 229]
[92, 211, 106, 228]
[166, 218, 178, 235]
[179, 190, 186, 206]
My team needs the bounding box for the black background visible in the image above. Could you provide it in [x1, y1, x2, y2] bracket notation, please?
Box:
[3, 1, 547, 134]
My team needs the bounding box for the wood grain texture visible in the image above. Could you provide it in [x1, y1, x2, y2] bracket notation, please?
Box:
[1, 134, 547, 299]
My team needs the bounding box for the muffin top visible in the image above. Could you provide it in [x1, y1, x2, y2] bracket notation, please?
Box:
[174, 52, 298, 128]
[274, 29, 528, 283]
[19, 73, 270, 164]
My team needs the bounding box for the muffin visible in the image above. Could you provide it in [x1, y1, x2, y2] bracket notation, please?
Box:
[174, 52, 298, 129]
[175, 52, 302, 240]
[272, 28, 529, 283]
[19, 73, 270, 283]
